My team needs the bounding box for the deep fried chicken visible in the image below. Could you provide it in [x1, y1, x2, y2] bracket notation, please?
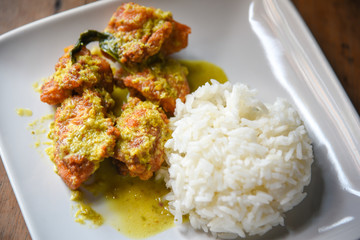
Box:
[51, 89, 119, 189]
[40, 46, 114, 105]
[113, 97, 171, 180]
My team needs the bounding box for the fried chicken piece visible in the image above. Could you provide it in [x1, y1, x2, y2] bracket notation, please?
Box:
[51, 89, 120, 189]
[40, 46, 114, 105]
[104, 2, 191, 64]
[113, 97, 171, 180]
[115, 59, 190, 114]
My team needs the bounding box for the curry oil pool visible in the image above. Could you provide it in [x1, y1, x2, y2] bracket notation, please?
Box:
[72, 159, 174, 238]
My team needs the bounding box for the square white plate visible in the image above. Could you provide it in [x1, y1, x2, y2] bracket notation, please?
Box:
[1, 0, 360, 239]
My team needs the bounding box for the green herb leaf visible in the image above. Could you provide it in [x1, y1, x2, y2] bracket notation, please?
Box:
[70, 30, 115, 63]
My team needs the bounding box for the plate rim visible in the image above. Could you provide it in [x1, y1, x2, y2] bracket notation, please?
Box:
[1, 0, 360, 239]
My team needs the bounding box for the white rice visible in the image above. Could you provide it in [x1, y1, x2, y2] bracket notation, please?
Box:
[163, 80, 313, 238]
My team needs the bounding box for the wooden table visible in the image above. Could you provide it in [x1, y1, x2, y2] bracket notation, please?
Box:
[0, 0, 359, 239]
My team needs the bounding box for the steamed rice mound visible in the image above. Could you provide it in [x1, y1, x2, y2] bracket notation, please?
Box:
[164, 80, 313, 238]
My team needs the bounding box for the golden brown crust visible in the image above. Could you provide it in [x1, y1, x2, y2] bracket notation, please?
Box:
[117, 59, 190, 115]
[54, 155, 95, 190]
[162, 21, 191, 56]
[40, 46, 114, 105]
[104, 2, 191, 64]
[113, 97, 170, 180]
[52, 90, 120, 189]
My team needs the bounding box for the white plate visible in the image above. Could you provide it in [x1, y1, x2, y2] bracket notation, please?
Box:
[1, 0, 360, 239]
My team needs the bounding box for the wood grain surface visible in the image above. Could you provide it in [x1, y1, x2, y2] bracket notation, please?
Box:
[0, 0, 359, 239]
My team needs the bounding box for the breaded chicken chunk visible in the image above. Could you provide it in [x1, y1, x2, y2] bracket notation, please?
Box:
[113, 97, 171, 180]
[40, 46, 114, 105]
[115, 59, 190, 114]
[104, 2, 191, 64]
[51, 89, 119, 189]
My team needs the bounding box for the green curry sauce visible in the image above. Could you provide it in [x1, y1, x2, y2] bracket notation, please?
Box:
[70, 60, 227, 238]
[180, 60, 228, 91]
[80, 159, 173, 238]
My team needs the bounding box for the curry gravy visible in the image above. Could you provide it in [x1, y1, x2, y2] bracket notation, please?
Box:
[71, 60, 227, 238]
